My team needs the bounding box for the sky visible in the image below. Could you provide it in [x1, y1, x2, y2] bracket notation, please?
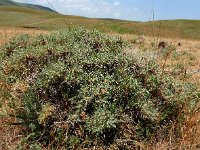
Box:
[14, 0, 200, 22]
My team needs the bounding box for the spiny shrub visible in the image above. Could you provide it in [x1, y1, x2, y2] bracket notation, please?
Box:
[0, 28, 199, 149]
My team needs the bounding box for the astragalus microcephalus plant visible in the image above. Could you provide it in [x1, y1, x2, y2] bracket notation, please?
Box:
[0, 28, 199, 149]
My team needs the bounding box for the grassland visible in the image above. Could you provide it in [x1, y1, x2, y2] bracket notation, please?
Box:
[1, 5, 200, 40]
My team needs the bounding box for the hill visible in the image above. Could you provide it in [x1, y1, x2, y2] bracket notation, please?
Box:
[0, 1, 200, 40]
[0, 0, 54, 12]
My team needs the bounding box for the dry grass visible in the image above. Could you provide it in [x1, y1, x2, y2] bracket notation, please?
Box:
[0, 80, 22, 149]
[118, 34, 200, 85]
[0, 27, 49, 46]
[0, 116, 22, 149]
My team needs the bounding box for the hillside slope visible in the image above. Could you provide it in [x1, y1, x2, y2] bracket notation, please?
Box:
[0, 1, 200, 40]
[0, 0, 54, 12]
[0, 0, 16, 5]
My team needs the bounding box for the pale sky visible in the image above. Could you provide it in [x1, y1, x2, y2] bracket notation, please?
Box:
[14, 0, 200, 21]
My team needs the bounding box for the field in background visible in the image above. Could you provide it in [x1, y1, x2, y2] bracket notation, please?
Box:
[1, 6, 200, 40]
[120, 34, 200, 85]
[0, 27, 49, 45]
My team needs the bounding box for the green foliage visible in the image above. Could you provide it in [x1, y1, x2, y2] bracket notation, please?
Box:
[0, 28, 199, 149]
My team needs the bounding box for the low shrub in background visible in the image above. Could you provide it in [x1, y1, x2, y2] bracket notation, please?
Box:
[0, 28, 199, 149]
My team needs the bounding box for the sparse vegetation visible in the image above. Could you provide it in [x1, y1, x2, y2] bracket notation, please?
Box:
[0, 28, 199, 149]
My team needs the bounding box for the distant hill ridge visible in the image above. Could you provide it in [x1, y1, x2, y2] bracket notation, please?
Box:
[0, 0, 55, 12]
